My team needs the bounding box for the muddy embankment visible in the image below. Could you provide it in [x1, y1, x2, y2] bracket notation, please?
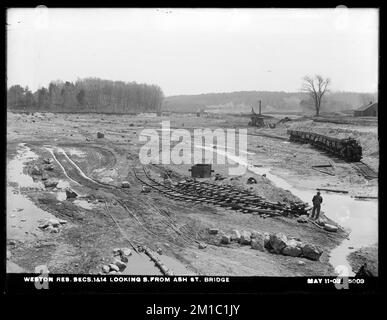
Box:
[347, 244, 378, 276]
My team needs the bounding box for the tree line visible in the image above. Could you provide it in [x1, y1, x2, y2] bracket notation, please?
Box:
[164, 88, 376, 114]
[7, 78, 164, 114]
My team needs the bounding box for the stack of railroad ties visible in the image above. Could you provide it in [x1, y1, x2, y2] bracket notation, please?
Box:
[171, 179, 310, 218]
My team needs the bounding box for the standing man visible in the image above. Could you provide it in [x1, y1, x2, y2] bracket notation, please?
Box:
[311, 191, 323, 220]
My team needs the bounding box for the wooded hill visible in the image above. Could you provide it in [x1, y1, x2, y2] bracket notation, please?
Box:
[7, 78, 164, 114]
[163, 91, 377, 114]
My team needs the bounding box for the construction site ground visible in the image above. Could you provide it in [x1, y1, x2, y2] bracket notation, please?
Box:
[6, 111, 378, 276]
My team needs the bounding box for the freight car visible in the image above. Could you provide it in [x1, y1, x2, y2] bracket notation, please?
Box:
[287, 130, 362, 162]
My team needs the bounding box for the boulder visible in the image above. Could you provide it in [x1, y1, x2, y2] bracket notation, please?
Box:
[44, 179, 59, 188]
[269, 233, 288, 254]
[121, 181, 131, 188]
[43, 158, 53, 164]
[120, 255, 129, 263]
[250, 232, 265, 251]
[102, 265, 110, 273]
[108, 264, 120, 272]
[251, 238, 265, 251]
[324, 224, 338, 232]
[221, 235, 230, 244]
[209, 228, 219, 235]
[250, 231, 262, 239]
[41, 172, 49, 180]
[113, 259, 127, 271]
[198, 242, 207, 249]
[119, 248, 132, 257]
[31, 165, 41, 175]
[48, 219, 60, 227]
[113, 248, 121, 256]
[97, 132, 105, 138]
[34, 265, 50, 274]
[301, 244, 323, 261]
[38, 222, 50, 229]
[264, 233, 272, 250]
[240, 231, 252, 245]
[282, 240, 303, 257]
[230, 230, 241, 242]
[156, 248, 163, 255]
[59, 219, 67, 225]
[65, 189, 78, 199]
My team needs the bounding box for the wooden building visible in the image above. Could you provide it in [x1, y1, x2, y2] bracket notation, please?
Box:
[354, 101, 378, 117]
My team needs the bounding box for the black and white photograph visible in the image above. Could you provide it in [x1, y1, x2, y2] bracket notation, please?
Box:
[5, 7, 379, 294]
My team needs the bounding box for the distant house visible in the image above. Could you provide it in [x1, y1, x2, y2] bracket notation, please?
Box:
[354, 101, 378, 117]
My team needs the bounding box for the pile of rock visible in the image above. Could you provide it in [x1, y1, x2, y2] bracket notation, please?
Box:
[38, 218, 67, 233]
[264, 232, 323, 260]
[42, 158, 55, 172]
[218, 229, 323, 261]
[101, 247, 132, 275]
[30, 159, 56, 181]
[44, 178, 59, 188]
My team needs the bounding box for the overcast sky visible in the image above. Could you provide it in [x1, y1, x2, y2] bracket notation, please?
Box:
[7, 8, 378, 96]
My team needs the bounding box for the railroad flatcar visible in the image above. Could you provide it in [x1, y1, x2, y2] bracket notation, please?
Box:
[287, 130, 362, 162]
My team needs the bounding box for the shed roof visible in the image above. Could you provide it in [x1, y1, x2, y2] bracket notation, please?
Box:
[356, 101, 378, 112]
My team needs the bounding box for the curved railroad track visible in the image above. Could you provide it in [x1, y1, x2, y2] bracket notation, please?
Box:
[132, 165, 310, 218]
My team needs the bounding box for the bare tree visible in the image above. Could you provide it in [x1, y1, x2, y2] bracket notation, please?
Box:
[301, 75, 330, 116]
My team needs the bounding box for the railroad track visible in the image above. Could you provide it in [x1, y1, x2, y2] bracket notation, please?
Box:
[133, 165, 310, 218]
[353, 161, 378, 180]
[50, 147, 121, 190]
[47, 147, 200, 274]
[51, 146, 311, 218]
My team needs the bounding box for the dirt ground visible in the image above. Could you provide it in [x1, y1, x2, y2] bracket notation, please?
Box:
[348, 244, 378, 276]
[6, 111, 378, 276]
